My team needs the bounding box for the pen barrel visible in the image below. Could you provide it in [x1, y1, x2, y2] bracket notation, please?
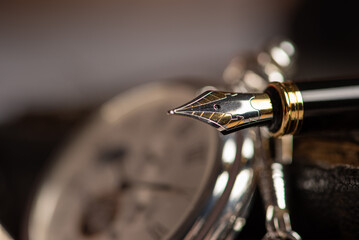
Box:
[296, 78, 359, 133]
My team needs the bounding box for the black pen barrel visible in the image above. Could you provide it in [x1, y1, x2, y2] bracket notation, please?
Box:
[296, 78, 359, 133]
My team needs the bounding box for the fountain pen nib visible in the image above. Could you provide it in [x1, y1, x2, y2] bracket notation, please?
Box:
[168, 90, 273, 135]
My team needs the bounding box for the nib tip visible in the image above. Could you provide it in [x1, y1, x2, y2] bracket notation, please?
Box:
[168, 109, 175, 115]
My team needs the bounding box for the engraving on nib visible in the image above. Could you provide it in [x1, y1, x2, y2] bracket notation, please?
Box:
[168, 90, 274, 135]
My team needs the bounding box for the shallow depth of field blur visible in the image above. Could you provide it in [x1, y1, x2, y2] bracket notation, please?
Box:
[0, 0, 297, 123]
[1, 0, 359, 239]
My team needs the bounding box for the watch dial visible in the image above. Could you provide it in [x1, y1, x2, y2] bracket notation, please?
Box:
[28, 83, 219, 240]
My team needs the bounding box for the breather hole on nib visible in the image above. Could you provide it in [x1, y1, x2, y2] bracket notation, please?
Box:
[213, 104, 221, 110]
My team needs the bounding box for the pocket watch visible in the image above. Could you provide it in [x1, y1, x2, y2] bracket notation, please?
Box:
[27, 81, 257, 240]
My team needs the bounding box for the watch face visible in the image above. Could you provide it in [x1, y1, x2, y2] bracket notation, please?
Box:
[28, 82, 220, 240]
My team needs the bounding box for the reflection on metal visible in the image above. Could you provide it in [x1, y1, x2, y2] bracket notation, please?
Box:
[263, 205, 301, 240]
[271, 47, 291, 67]
[222, 38, 301, 239]
[271, 163, 286, 209]
[258, 133, 301, 240]
[301, 85, 359, 102]
[183, 131, 256, 239]
[230, 169, 253, 202]
[223, 40, 296, 92]
[267, 81, 304, 137]
[270, 41, 296, 68]
[222, 137, 237, 164]
[269, 71, 284, 82]
[181, 38, 301, 240]
[187, 39, 299, 239]
[276, 135, 293, 165]
[196, 130, 256, 240]
[280, 41, 296, 57]
[212, 172, 229, 197]
[243, 70, 267, 90]
[241, 135, 255, 160]
[259, 40, 301, 240]
[169, 91, 273, 135]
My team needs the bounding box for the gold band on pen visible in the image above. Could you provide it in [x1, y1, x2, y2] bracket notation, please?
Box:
[267, 81, 304, 137]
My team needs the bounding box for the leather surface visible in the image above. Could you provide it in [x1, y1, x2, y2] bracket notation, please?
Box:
[290, 135, 359, 240]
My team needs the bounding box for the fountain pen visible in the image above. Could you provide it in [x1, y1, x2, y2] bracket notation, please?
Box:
[168, 78, 359, 137]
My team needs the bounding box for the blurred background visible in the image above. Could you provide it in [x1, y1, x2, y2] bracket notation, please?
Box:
[1, 0, 359, 239]
[0, 0, 295, 123]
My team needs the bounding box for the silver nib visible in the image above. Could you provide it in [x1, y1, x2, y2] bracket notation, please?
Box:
[168, 90, 273, 134]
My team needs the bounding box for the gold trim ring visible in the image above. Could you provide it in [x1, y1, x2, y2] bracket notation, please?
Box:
[267, 81, 304, 137]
